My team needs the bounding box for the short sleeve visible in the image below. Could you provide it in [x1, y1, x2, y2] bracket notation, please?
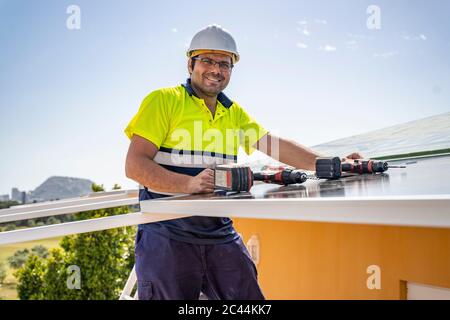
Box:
[237, 105, 268, 155]
[124, 90, 169, 149]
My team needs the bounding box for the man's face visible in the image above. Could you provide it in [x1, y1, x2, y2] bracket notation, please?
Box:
[188, 53, 233, 97]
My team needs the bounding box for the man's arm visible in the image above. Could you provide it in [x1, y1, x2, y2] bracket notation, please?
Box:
[125, 135, 214, 194]
[255, 133, 363, 171]
[255, 133, 321, 171]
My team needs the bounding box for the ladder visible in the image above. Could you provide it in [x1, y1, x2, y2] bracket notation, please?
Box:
[119, 265, 138, 300]
[118, 265, 208, 300]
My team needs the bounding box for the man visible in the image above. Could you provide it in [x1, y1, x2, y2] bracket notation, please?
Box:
[125, 24, 361, 300]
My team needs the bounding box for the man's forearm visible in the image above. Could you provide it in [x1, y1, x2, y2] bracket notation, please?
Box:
[257, 133, 322, 171]
[126, 155, 192, 193]
[278, 137, 321, 171]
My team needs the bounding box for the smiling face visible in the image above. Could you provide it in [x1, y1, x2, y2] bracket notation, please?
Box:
[187, 52, 233, 97]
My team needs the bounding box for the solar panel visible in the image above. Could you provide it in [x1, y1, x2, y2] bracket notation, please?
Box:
[139, 155, 450, 228]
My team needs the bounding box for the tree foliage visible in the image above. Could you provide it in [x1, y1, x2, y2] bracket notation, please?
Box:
[0, 262, 7, 285]
[14, 255, 46, 300]
[15, 184, 136, 300]
[8, 246, 49, 269]
[0, 200, 19, 210]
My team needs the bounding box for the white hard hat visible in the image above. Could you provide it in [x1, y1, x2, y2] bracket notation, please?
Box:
[187, 24, 240, 63]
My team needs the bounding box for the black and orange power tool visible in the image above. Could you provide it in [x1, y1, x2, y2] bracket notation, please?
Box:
[315, 157, 404, 179]
[214, 164, 307, 192]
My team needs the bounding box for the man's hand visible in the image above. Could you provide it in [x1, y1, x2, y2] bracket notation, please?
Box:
[341, 152, 364, 163]
[186, 168, 215, 194]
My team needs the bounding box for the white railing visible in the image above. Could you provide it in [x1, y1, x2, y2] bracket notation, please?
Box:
[0, 189, 188, 244]
[0, 190, 139, 223]
[0, 189, 189, 300]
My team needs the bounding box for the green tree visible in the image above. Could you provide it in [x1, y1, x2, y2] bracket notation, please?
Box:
[91, 183, 104, 193]
[4, 224, 16, 231]
[15, 182, 136, 300]
[8, 246, 49, 269]
[0, 262, 7, 285]
[41, 248, 74, 300]
[14, 255, 46, 300]
[0, 200, 19, 210]
[31, 245, 49, 259]
[112, 184, 121, 190]
[27, 220, 36, 228]
[8, 249, 30, 269]
[45, 216, 61, 225]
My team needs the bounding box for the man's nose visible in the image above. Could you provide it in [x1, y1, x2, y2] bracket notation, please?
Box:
[211, 62, 222, 74]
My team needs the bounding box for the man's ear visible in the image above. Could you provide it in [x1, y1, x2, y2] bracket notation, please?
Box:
[187, 58, 193, 75]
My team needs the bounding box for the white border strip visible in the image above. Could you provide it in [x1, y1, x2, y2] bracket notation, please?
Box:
[140, 194, 450, 228]
[154, 151, 235, 168]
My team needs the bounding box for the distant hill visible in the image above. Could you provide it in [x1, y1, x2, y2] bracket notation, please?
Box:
[30, 176, 94, 202]
[311, 112, 450, 158]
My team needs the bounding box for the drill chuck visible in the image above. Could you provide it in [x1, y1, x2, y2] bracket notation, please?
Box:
[341, 160, 389, 174]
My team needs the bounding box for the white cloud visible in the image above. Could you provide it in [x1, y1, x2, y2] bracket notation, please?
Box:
[314, 19, 327, 24]
[373, 51, 399, 59]
[171, 28, 178, 33]
[347, 33, 367, 40]
[296, 20, 308, 25]
[401, 32, 427, 41]
[296, 42, 308, 49]
[296, 26, 311, 36]
[319, 45, 336, 52]
[345, 40, 358, 50]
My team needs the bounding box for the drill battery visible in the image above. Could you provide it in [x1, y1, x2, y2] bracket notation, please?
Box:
[214, 164, 253, 192]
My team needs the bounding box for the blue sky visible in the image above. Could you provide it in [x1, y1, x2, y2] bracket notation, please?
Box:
[0, 0, 449, 195]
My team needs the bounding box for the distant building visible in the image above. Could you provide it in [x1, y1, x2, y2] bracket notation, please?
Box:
[11, 187, 22, 202]
[10, 188, 30, 204]
[0, 194, 10, 201]
[21, 191, 27, 204]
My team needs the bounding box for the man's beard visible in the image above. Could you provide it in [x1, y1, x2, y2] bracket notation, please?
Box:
[198, 72, 226, 95]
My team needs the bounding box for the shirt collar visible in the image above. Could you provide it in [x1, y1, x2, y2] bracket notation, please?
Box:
[181, 78, 233, 109]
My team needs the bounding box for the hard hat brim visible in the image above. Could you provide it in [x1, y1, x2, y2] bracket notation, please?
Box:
[187, 49, 239, 64]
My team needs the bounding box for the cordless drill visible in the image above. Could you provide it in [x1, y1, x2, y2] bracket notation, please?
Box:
[315, 157, 403, 179]
[214, 164, 307, 192]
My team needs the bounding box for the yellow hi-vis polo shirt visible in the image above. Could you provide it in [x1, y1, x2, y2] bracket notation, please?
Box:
[125, 78, 267, 183]
[124, 79, 267, 244]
